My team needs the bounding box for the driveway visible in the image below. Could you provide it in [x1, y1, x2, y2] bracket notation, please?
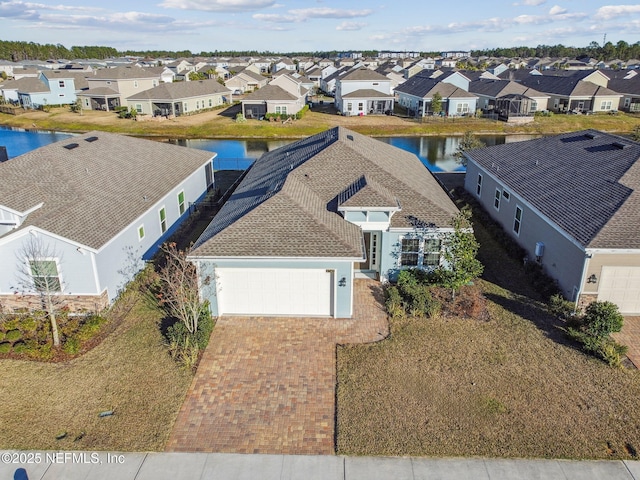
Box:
[612, 316, 640, 368]
[166, 278, 388, 454]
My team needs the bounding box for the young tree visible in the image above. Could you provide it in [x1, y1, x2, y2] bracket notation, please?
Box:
[431, 91, 443, 116]
[454, 131, 485, 166]
[155, 243, 209, 335]
[436, 209, 484, 301]
[15, 235, 65, 347]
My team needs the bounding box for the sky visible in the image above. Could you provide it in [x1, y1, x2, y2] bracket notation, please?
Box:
[0, 0, 639, 54]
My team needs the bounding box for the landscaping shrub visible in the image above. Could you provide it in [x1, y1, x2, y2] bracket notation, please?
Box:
[63, 337, 81, 355]
[5, 329, 21, 342]
[565, 301, 627, 367]
[582, 301, 624, 339]
[384, 286, 404, 319]
[165, 307, 214, 369]
[548, 293, 575, 321]
[394, 269, 441, 319]
[0, 342, 10, 353]
[12, 341, 27, 354]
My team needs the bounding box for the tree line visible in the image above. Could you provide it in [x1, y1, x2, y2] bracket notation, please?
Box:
[1, 39, 638, 63]
[0, 41, 118, 62]
[471, 41, 640, 61]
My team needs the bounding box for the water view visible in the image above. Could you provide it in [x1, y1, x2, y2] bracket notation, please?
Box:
[0, 126, 538, 172]
[0, 126, 72, 159]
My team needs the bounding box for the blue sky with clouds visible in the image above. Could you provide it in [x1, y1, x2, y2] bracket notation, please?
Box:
[1, 0, 639, 53]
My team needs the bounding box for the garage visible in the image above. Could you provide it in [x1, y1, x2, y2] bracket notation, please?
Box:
[598, 266, 640, 315]
[216, 268, 334, 316]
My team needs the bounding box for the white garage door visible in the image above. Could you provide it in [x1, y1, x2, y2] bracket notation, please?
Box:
[216, 268, 334, 316]
[598, 266, 640, 314]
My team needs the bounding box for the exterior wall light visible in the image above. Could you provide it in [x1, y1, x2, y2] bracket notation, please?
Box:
[338, 277, 347, 287]
[587, 274, 597, 284]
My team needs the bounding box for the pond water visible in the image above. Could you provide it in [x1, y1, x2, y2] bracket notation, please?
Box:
[0, 126, 538, 172]
[0, 126, 72, 159]
[168, 134, 539, 172]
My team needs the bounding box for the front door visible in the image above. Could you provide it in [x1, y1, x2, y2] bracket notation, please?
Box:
[356, 232, 380, 272]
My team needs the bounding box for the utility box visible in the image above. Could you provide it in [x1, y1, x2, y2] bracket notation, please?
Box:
[535, 242, 545, 260]
[0, 146, 8, 163]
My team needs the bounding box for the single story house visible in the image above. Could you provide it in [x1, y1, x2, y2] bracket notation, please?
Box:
[0, 132, 216, 312]
[126, 79, 232, 117]
[188, 126, 459, 318]
[240, 84, 306, 119]
[395, 73, 478, 117]
[469, 79, 549, 120]
[463, 130, 640, 314]
[224, 69, 268, 94]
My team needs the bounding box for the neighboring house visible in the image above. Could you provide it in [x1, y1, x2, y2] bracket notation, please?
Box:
[224, 69, 268, 94]
[320, 66, 349, 94]
[12, 68, 39, 80]
[188, 127, 459, 318]
[240, 84, 305, 119]
[469, 79, 549, 119]
[270, 73, 309, 99]
[272, 58, 297, 74]
[604, 70, 640, 112]
[126, 79, 232, 117]
[144, 66, 176, 83]
[78, 66, 162, 111]
[17, 70, 89, 109]
[395, 72, 478, 117]
[0, 131, 216, 313]
[464, 130, 640, 314]
[518, 74, 622, 113]
[335, 68, 394, 115]
[252, 58, 272, 74]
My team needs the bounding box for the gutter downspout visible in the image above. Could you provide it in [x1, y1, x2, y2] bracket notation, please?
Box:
[574, 251, 592, 315]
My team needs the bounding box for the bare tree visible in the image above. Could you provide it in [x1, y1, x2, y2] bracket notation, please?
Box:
[156, 242, 209, 334]
[15, 235, 65, 347]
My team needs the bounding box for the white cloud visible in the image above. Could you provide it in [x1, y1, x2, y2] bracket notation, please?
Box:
[254, 7, 372, 23]
[512, 0, 546, 5]
[159, 0, 276, 13]
[549, 5, 567, 15]
[595, 5, 640, 20]
[336, 21, 367, 31]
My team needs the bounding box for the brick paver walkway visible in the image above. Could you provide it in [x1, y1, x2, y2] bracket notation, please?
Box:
[612, 316, 640, 368]
[166, 278, 388, 454]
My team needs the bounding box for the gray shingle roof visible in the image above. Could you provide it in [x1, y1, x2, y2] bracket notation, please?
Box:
[90, 66, 160, 80]
[191, 127, 459, 258]
[0, 132, 215, 249]
[127, 79, 231, 100]
[469, 79, 547, 98]
[340, 68, 389, 82]
[242, 84, 297, 101]
[342, 89, 393, 99]
[466, 130, 640, 248]
[519, 76, 619, 97]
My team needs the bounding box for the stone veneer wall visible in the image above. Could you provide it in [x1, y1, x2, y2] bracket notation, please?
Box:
[577, 293, 598, 313]
[0, 290, 109, 314]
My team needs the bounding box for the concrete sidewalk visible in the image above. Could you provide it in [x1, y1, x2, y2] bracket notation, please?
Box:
[2, 451, 640, 480]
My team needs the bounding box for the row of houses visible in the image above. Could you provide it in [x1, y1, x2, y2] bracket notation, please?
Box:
[1, 126, 639, 318]
[2, 53, 640, 120]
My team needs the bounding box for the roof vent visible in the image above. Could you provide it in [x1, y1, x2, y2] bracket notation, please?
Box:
[84, 136, 98, 142]
[347, 134, 354, 141]
[584, 132, 598, 139]
[63, 143, 79, 150]
[613, 142, 629, 149]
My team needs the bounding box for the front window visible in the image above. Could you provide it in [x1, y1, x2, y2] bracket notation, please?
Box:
[30, 260, 61, 292]
[423, 239, 442, 267]
[476, 174, 483, 196]
[275, 105, 288, 115]
[135, 104, 142, 113]
[400, 238, 420, 266]
[138, 225, 145, 241]
[358, 102, 364, 111]
[58, 80, 65, 88]
[530, 100, 537, 112]
[494, 189, 501, 210]
[600, 100, 612, 111]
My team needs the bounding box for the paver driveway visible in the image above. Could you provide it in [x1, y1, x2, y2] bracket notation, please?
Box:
[166, 278, 388, 454]
[612, 316, 640, 368]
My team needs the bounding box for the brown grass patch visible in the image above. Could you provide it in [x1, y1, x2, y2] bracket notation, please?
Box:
[0, 288, 193, 451]
[337, 280, 640, 459]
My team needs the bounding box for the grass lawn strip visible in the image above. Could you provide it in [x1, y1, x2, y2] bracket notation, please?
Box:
[1, 107, 638, 139]
[0, 289, 193, 451]
[337, 204, 640, 460]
